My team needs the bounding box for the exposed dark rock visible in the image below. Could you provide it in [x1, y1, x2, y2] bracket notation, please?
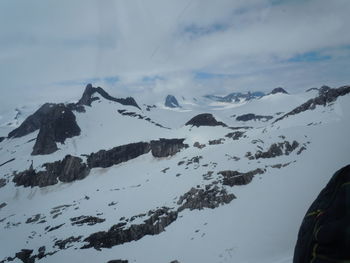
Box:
[70, 215, 105, 226]
[144, 104, 156, 111]
[47, 223, 65, 232]
[55, 236, 82, 250]
[31, 104, 80, 155]
[82, 207, 178, 249]
[275, 85, 350, 123]
[254, 141, 299, 159]
[13, 155, 89, 188]
[36, 247, 46, 260]
[177, 184, 235, 212]
[161, 167, 170, 173]
[185, 113, 227, 127]
[204, 91, 265, 102]
[117, 110, 169, 129]
[15, 249, 34, 263]
[218, 168, 265, 187]
[8, 103, 55, 138]
[0, 178, 7, 188]
[13, 139, 187, 188]
[0, 137, 5, 143]
[150, 138, 188, 158]
[66, 103, 85, 113]
[193, 142, 206, 149]
[270, 162, 291, 169]
[270, 87, 288, 94]
[78, 84, 140, 109]
[297, 146, 306, 155]
[208, 138, 225, 145]
[186, 156, 202, 165]
[306, 87, 319, 93]
[0, 202, 6, 210]
[165, 95, 180, 108]
[0, 158, 15, 167]
[236, 113, 273, 122]
[107, 260, 128, 263]
[25, 214, 41, 224]
[225, 131, 246, 140]
[87, 142, 151, 168]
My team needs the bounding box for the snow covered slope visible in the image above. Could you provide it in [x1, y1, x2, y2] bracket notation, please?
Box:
[0, 85, 349, 263]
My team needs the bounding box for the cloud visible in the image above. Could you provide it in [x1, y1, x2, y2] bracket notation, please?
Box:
[0, 0, 350, 110]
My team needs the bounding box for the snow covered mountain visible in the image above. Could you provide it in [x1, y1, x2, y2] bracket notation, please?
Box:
[0, 84, 350, 263]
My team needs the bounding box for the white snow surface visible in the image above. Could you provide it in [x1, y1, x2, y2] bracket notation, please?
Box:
[0, 89, 349, 263]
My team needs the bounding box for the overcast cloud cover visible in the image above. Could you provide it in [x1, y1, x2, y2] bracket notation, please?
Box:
[0, 0, 350, 110]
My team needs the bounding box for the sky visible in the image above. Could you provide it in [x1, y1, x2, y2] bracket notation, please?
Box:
[0, 0, 350, 110]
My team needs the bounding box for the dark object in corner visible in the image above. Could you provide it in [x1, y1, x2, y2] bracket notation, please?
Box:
[293, 164, 350, 263]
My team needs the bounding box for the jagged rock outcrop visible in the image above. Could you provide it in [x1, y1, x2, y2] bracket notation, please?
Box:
[185, 113, 227, 127]
[77, 84, 140, 109]
[117, 109, 169, 129]
[218, 168, 265, 186]
[254, 141, 299, 159]
[177, 184, 235, 212]
[8, 103, 56, 138]
[165, 95, 180, 108]
[270, 87, 288, 95]
[150, 138, 188, 157]
[13, 155, 89, 187]
[0, 178, 6, 188]
[82, 207, 178, 249]
[15, 249, 35, 263]
[13, 139, 188, 188]
[87, 142, 151, 169]
[70, 216, 105, 226]
[31, 104, 81, 155]
[274, 85, 350, 123]
[0, 136, 5, 142]
[236, 113, 273, 122]
[88, 139, 188, 168]
[225, 131, 246, 140]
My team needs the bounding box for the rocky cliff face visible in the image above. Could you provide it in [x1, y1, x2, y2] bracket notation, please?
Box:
[31, 104, 81, 155]
[87, 142, 151, 169]
[185, 113, 227, 127]
[150, 138, 188, 157]
[8, 103, 57, 138]
[82, 207, 178, 249]
[13, 139, 188, 188]
[13, 155, 89, 187]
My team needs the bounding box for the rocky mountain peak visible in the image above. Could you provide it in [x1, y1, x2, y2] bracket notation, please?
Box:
[165, 95, 180, 108]
[270, 87, 288, 95]
[78, 84, 140, 109]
